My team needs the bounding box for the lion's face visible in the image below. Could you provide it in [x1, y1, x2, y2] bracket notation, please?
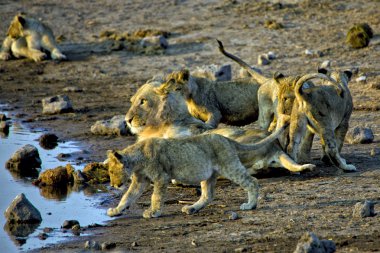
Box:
[107, 150, 128, 188]
[7, 15, 26, 39]
[126, 78, 190, 135]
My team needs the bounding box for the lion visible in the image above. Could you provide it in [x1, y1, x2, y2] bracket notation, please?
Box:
[217, 40, 301, 131]
[152, 68, 260, 128]
[106, 124, 288, 218]
[286, 70, 356, 171]
[0, 14, 66, 62]
[125, 79, 316, 174]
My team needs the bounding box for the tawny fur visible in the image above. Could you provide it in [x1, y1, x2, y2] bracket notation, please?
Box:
[0, 14, 66, 62]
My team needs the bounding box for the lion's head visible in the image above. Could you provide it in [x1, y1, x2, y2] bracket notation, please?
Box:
[125, 76, 194, 135]
[7, 14, 27, 39]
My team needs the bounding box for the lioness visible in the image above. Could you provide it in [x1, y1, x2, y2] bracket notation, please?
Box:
[153, 69, 260, 128]
[125, 79, 315, 174]
[0, 14, 66, 62]
[106, 125, 287, 218]
[287, 70, 356, 171]
[217, 40, 301, 131]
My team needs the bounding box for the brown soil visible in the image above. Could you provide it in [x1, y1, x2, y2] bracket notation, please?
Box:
[1, 0, 380, 252]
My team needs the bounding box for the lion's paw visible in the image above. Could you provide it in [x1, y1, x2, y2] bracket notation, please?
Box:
[107, 207, 121, 217]
[0, 52, 12, 61]
[143, 209, 161, 219]
[240, 202, 257, 211]
[51, 49, 66, 60]
[343, 164, 357, 172]
[31, 51, 47, 62]
[301, 163, 316, 171]
[181, 205, 198, 215]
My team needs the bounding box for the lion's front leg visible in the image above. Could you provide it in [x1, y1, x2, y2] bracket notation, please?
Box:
[287, 110, 308, 163]
[0, 36, 14, 60]
[143, 179, 168, 219]
[182, 174, 217, 215]
[107, 174, 148, 217]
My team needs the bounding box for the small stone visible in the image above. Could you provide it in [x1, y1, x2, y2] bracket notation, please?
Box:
[228, 211, 239, 220]
[84, 240, 101, 250]
[191, 64, 232, 81]
[370, 83, 380, 90]
[353, 201, 375, 218]
[62, 220, 80, 229]
[42, 95, 73, 115]
[131, 241, 139, 247]
[38, 133, 58, 150]
[346, 23, 373, 49]
[235, 247, 248, 253]
[304, 49, 313, 55]
[355, 75, 367, 82]
[304, 49, 323, 57]
[5, 144, 41, 176]
[91, 115, 128, 136]
[140, 35, 168, 49]
[4, 193, 42, 223]
[43, 227, 54, 233]
[264, 20, 283, 29]
[258, 54, 270, 65]
[38, 233, 48, 240]
[370, 148, 377, 157]
[346, 127, 374, 144]
[101, 242, 116, 250]
[63, 86, 83, 92]
[293, 232, 335, 253]
[266, 51, 276, 60]
[320, 60, 331, 69]
[191, 240, 198, 247]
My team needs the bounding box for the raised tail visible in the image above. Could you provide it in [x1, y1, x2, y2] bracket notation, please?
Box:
[216, 39, 269, 84]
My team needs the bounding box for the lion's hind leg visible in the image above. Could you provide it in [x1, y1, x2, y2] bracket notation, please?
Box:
[182, 174, 217, 215]
[221, 162, 259, 210]
[107, 174, 148, 217]
[277, 152, 316, 172]
[12, 37, 46, 62]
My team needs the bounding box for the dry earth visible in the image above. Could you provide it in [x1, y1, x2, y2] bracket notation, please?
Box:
[0, 0, 380, 252]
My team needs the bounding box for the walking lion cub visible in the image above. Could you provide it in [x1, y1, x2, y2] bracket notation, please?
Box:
[0, 14, 66, 62]
[106, 123, 287, 218]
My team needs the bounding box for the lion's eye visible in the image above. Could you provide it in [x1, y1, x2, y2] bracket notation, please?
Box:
[140, 99, 147, 105]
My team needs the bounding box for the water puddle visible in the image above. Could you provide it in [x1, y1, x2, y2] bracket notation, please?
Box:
[0, 110, 110, 252]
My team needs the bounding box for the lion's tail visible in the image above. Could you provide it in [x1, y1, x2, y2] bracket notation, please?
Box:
[294, 73, 341, 102]
[216, 39, 269, 85]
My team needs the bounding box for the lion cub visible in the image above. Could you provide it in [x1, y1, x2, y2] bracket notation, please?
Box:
[0, 14, 66, 62]
[106, 125, 286, 218]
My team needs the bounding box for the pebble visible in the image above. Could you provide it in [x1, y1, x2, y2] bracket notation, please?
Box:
[266, 51, 276, 60]
[84, 240, 101, 250]
[62, 220, 80, 229]
[63, 86, 83, 92]
[228, 211, 239, 220]
[320, 60, 331, 69]
[38, 233, 48, 240]
[353, 200, 375, 218]
[356, 75, 367, 82]
[294, 232, 336, 253]
[258, 54, 270, 65]
[131, 241, 139, 247]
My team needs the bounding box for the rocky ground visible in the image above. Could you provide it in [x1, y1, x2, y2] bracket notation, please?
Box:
[1, 0, 380, 252]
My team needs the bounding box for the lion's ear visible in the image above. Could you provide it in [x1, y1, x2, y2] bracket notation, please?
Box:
[317, 68, 328, 75]
[177, 69, 190, 82]
[343, 70, 353, 81]
[273, 72, 285, 82]
[16, 15, 26, 26]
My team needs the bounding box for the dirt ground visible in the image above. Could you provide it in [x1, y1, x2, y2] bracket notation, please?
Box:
[1, 0, 380, 252]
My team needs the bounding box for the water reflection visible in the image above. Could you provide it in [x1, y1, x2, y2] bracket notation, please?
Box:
[0, 113, 109, 252]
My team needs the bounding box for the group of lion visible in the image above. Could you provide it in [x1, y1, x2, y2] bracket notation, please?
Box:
[1, 14, 356, 219]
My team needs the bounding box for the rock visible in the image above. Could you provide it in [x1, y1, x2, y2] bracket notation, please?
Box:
[90, 115, 128, 136]
[140, 35, 168, 49]
[370, 148, 377, 157]
[38, 133, 59, 150]
[304, 49, 323, 57]
[0, 120, 10, 133]
[43, 227, 54, 233]
[370, 83, 380, 90]
[264, 20, 284, 29]
[131, 241, 139, 247]
[4, 193, 42, 223]
[33, 164, 75, 186]
[62, 220, 80, 229]
[293, 232, 336, 253]
[42, 95, 73, 115]
[353, 200, 375, 218]
[355, 75, 367, 82]
[73, 170, 87, 184]
[4, 221, 39, 238]
[83, 162, 109, 184]
[235, 247, 248, 253]
[101, 242, 116, 250]
[191, 64, 232, 81]
[228, 211, 239, 220]
[5, 144, 41, 177]
[38, 232, 48, 240]
[346, 23, 373, 49]
[320, 60, 331, 69]
[84, 240, 101, 250]
[266, 51, 276, 60]
[346, 127, 374, 144]
[63, 86, 83, 92]
[258, 54, 270, 65]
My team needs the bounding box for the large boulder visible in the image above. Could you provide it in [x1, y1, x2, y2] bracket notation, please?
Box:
[5, 144, 41, 177]
[90, 115, 128, 136]
[33, 164, 75, 187]
[4, 193, 42, 224]
[42, 95, 73, 114]
[293, 232, 336, 253]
